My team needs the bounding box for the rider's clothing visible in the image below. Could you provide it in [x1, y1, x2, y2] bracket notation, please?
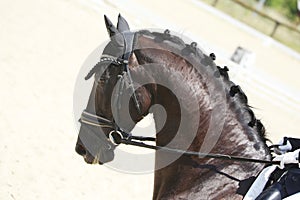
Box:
[244, 137, 300, 200]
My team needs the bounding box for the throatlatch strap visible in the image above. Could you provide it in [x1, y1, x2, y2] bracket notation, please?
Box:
[121, 32, 142, 115]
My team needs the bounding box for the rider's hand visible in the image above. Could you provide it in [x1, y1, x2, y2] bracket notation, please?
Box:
[273, 137, 300, 155]
[273, 149, 300, 169]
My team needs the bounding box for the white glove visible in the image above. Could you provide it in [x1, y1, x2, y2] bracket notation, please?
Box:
[273, 149, 300, 169]
[274, 137, 292, 154]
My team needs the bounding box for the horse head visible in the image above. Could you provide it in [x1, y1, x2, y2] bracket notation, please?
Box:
[75, 15, 152, 164]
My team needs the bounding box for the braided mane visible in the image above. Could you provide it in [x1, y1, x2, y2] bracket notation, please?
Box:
[136, 29, 269, 147]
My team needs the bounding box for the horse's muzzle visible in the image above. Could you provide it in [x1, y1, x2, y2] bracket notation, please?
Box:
[75, 138, 114, 165]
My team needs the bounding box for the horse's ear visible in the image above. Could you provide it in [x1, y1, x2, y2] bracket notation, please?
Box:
[104, 15, 124, 47]
[104, 15, 119, 37]
[117, 14, 130, 32]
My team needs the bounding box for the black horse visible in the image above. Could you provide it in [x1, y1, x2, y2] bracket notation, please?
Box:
[75, 15, 271, 199]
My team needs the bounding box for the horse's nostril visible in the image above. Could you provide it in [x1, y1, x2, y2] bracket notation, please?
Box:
[75, 144, 87, 156]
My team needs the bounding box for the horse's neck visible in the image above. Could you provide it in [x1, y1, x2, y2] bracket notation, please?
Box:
[132, 38, 269, 199]
[151, 85, 269, 200]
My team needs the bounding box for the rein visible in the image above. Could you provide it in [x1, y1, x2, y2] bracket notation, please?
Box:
[80, 110, 280, 165]
[119, 138, 279, 165]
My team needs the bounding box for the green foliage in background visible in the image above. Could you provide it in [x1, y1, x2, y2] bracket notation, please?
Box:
[263, 0, 299, 21]
[202, 0, 300, 52]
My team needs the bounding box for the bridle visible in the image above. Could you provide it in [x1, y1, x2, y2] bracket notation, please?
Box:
[79, 31, 153, 144]
[80, 109, 155, 145]
[79, 31, 280, 166]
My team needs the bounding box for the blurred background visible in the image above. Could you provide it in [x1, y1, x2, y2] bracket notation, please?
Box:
[1, 0, 299, 199]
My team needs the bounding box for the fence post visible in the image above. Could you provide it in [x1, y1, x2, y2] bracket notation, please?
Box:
[270, 21, 280, 37]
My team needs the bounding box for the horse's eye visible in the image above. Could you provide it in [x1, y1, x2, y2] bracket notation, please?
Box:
[98, 78, 107, 85]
